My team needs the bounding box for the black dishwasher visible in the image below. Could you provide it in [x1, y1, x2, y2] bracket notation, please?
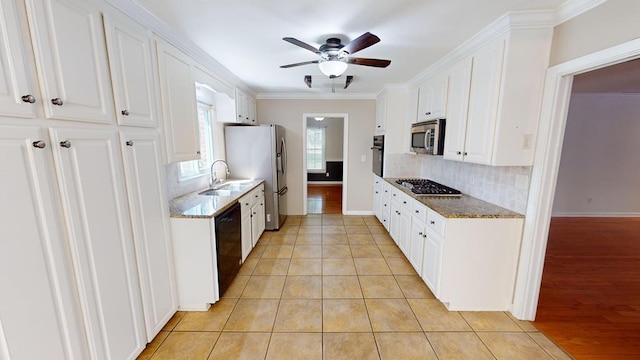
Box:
[214, 202, 242, 297]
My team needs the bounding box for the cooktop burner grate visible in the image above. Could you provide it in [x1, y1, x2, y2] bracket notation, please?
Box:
[395, 179, 462, 197]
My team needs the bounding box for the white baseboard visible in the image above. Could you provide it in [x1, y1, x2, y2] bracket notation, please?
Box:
[307, 181, 343, 185]
[551, 212, 640, 217]
[343, 210, 375, 216]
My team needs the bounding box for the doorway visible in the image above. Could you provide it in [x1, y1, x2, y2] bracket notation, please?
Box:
[302, 114, 348, 214]
[532, 59, 640, 358]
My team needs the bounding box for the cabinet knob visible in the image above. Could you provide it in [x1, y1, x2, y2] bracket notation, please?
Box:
[375, 191, 378, 194]
[22, 94, 36, 103]
[418, 232, 423, 236]
[121, 109, 130, 116]
[403, 201, 407, 204]
[429, 220, 435, 225]
[377, 125, 381, 128]
[60, 140, 71, 148]
[51, 98, 63, 106]
[415, 210, 419, 213]
[425, 112, 431, 115]
[126, 140, 134, 146]
[196, 151, 201, 155]
[32, 140, 46, 149]
[464, 152, 468, 156]
[245, 202, 249, 206]
[456, 151, 461, 155]
[423, 234, 427, 238]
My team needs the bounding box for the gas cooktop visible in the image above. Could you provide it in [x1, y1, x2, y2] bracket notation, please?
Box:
[396, 179, 462, 197]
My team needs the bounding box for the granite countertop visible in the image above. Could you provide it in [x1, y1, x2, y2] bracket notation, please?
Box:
[384, 178, 523, 219]
[169, 179, 264, 219]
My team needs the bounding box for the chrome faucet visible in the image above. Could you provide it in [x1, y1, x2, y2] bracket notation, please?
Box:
[210, 159, 230, 187]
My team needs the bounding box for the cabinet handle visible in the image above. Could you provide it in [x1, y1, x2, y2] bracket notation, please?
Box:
[456, 151, 461, 155]
[464, 152, 468, 156]
[126, 141, 133, 146]
[196, 151, 201, 155]
[429, 220, 435, 225]
[423, 234, 427, 238]
[425, 112, 431, 115]
[418, 232, 423, 236]
[121, 109, 130, 116]
[392, 193, 396, 197]
[403, 201, 407, 204]
[377, 125, 381, 128]
[415, 210, 419, 213]
[22, 95, 36, 103]
[32, 141, 46, 149]
[59, 140, 71, 148]
[245, 202, 249, 206]
[375, 191, 378, 194]
[51, 98, 63, 106]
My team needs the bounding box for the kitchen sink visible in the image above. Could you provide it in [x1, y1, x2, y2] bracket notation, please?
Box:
[198, 189, 240, 197]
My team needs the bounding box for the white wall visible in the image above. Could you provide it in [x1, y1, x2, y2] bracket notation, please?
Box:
[552, 94, 640, 216]
[257, 99, 376, 215]
[306, 117, 343, 161]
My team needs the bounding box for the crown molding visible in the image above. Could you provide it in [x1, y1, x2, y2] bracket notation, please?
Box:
[104, 0, 251, 94]
[555, 0, 607, 25]
[255, 93, 377, 100]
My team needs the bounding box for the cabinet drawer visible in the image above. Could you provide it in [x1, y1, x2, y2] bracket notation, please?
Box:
[412, 201, 428, 223]
[382, 182, 392, 198]
[382, 197, 391, 214]
[239, 195, 252, 215]
[391, 187, 411, 210]
[373, 176, 383, 191]
[426, 210, 446, 237]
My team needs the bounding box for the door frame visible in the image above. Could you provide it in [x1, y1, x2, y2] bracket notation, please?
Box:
[302, 113, 349, 215]
[512, 38, 640, 320]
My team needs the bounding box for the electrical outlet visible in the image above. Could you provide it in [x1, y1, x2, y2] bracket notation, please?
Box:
[326, 172, 330, 177]
[522, 134, 533, 150]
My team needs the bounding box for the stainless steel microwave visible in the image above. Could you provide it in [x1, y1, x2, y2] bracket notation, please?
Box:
[410, 119, 445, 155]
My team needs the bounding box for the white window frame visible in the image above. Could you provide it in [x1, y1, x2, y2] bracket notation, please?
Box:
[307, 126, 326, 173]
[178, 101, 215, 181]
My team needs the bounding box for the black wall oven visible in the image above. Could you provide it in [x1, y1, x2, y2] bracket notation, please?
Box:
[371, 135, 384, 177]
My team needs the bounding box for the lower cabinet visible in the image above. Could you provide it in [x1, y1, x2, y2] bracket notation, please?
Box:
[49, 127, 147, 359]
[119, 130, 177, 342]
[0, 126, 89, 359]
[421, 229, 444, 298]
[409, 218, 426, 275]
[239, 183, 266, 260]
[170, 217, 219, 311]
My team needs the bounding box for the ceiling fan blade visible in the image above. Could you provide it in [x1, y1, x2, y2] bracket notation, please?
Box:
[347, 57, 391, 68]
[283, 37, 320, 54]
[341, 32, 380, 55]
[344, 75, 354, 89]
[280, 60, 320, 68]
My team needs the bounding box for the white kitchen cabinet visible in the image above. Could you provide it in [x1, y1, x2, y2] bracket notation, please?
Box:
[25, 0, 114, 123]
[416, 73, 448, 123]
[0, 125, 89, 359]
[49, 127, 146, 359]
[422, 229, 444, 297]
[442, 57, 472, 161]
[0, 0, 39, 119]
[104, 9, 159, 128]
[119, 130, 177, 342]
[253, 185, 266, 246]
[170, 216, 219, 311]
[239, 184, 265, 260]
[239, 192, 253, 261]
[408, 207, 427, 274]
[375, 90, 387, 133]
[373, 175, 383, 222]
[443, 26, 552, 166]
[390, 188, 412, 254]
[233, 88, 256, 125]
[156, 38, 199, 163]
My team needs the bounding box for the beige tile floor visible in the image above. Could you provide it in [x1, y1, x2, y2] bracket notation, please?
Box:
[138, 215, 572, 360]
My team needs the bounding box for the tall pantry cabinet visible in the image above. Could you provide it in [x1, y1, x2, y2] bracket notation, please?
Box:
[0, 0, 177, 358]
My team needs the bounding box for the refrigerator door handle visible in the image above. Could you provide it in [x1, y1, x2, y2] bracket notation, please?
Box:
[281, 137, 287, 176]
[278, 186, 288, 196]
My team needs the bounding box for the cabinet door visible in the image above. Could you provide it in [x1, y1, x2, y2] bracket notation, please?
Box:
[442, 57, 472, 161]
[241, 214, 252, 261]
[119, 131, 177, 342]
[257, 196, 265, 242]
[156, 39, 199, 163]
[464, 39, 505, 164]
[375, 92, 387, 132]
[104, 11, 158, 127]
[389, 201, 400, 245]
[398, 209, 411, 257]
[251, 202, 260, 246]
[248, 96, 257, 124]
[235, 88, 246, 123]
[409, 219, 425, 274]
[25, 0, 114, 123]
[0, 126, 88, 359]
[422, 230, 444, 297]
[0, 0, 38, 118]
[49, 127, 146, 360]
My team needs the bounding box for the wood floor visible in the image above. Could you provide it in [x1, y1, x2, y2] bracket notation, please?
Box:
[307, 184, 342, 214]
[534, 217, 640, 360]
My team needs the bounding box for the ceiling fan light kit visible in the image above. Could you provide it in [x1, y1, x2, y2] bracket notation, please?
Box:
[281, 32, 391, 89]
[318, 59, 348, 77]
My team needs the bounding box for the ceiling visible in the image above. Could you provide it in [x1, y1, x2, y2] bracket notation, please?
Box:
[135, 0, 567, 95]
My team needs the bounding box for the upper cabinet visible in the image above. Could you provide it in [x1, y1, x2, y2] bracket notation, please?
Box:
[375, 90, 387, 133]
[442, 25, 552, 166]
[156, 38, 200, 163]
[0, 0, 39, 119]
[25, 0, 115, 123]
[103, 9, 159, 127]
[234, 88, 256, 124]
[416, 73, 448, 123]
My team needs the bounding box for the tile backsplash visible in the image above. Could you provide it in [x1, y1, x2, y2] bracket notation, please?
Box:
[385, 153, 531, 214]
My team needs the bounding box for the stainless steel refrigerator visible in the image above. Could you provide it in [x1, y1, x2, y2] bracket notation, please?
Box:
[225, 124, 287, 230]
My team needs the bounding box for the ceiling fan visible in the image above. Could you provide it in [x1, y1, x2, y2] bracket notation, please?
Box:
[280, 32, 391, 77]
